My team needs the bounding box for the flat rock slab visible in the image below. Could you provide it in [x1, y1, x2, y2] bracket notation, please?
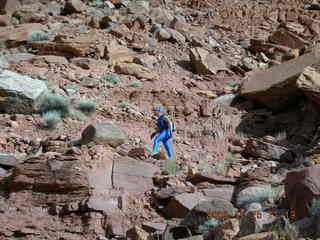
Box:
[0, 153, 27, 167]
[240, 49, 320, 112]
[113, 157, 159, 193]
[163, 192, 207, 218]
[201, 187, 234, 202]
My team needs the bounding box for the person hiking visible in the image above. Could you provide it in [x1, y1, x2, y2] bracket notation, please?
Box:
[149, 106, 174, 159]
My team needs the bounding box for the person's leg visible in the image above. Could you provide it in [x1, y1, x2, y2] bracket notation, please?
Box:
[150, 131, 166, 156]
[163, 137, 174, 159]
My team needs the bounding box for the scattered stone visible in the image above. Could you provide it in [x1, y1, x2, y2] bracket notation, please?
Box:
[126, 226, 149, 240]
[105, 41, 134, 64]
[133, 55, 158, 69]
[182, 198, 237, 232]
[142, 222, 167, 233]
[80, 122, 128, 147]
[238, 232, 274, 240]
[269, 28, 307, 50]
[80, 77, 100, 88]
[168, 29, 186, 43]
[244, 138, 294, 162]
[128, 147, 149, 159]
[64, 0, 87, 14]
[205, 218, 240, 240]
[189, 47, 227, 74]
[156, 28, 171, 41]
[115, 63, 159, 80]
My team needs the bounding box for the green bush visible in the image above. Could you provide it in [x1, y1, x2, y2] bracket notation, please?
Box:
[100, 73, 121, 84]
[128, 80, 143, 88]
[76, 99, 96, 116]
[11, 17, 20, 25]
[308, 197, 320, 217]
[216, 152, 234, 176]
[88, 0, 105, 7]
[197, 218, 222, 234]
[272, 217, 298, 240]
[39, 92, 70, 118]
[42, 110, 61, 129]
[0, 40, 6, 49]
[161, 159, 178, 175]
[78, 25, 90, 31]
[27, 30, 49, 43]
[118, 103, 131, 109]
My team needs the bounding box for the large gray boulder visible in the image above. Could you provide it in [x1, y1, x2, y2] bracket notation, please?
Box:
[0, 70, 48, 114]
[80, 122, 128, 147]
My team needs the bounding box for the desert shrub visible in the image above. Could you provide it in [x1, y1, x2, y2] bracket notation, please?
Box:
[42, 110, 61, 129]
[11, 17, 20, 25]
[128, 80, 143, 88]
[216, 151, 234, 176]
[0, 40, 6, 49]
[76, 99, 96, 116]
[27, 30, 49, 43]
[197, 218, 222, 234]
[88, 0, 105, 7]
[161, 158, 178, 175]
[272, 217, 298, 240]
[39, 92, 70, 118]
[100, 73, 121, 84]
[274, 130, 287, 142]
[78, 25, 90, 31]
[118, 103, 131, 109]
[308, 197, 320, 217]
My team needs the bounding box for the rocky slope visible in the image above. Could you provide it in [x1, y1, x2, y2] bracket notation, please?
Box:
[1, 0, 320, 239]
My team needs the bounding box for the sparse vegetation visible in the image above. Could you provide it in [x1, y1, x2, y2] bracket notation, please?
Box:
[78, 25, 90, 31]
[76, 99, 96, 116]
[88, 0, 105, 7]
[42, 110, 61, 129]
[197, 218, 222, 234]
[118, 103, 131, 109]
[272, 217, 298, 240]
[100, 73, 121, 84]
[27, 30, 49, 43]
[128, 80, 143, 88]
[0, 40, 6, 49]
[161, 158, 178, 175]
[11, 17, 20, 25]
[274, 130, 287, 142]
[216, 151, 234, 176]
[308, 197, 320, 217]
[39, 92, 70, 118]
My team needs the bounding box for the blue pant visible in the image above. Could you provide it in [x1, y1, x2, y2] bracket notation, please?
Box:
[151, 130, 174, 159]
